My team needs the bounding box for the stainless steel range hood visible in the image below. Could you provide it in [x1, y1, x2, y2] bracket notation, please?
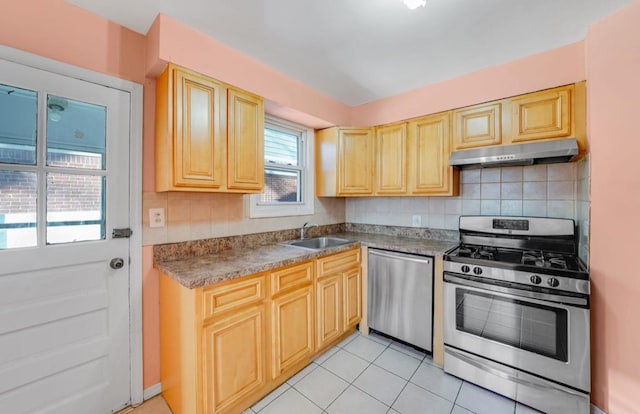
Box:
[448, 138, 579, 169]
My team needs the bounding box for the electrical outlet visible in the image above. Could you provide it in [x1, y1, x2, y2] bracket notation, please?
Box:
[149, 208, 165, 228]
[412, 215, 421, 227]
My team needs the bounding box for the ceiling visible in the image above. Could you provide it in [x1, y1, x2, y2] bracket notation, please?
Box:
[66, 0, 631, 106]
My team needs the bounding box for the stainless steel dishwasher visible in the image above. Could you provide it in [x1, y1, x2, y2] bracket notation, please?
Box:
[368, 248, 433, 351]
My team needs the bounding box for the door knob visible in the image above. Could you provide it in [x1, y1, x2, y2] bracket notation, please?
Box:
[110, 258, 125, 270]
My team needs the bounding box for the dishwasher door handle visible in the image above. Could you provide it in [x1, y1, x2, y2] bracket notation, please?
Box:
[368, 249, 431, 265]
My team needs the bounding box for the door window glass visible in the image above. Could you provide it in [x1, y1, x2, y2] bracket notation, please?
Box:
[0, 84, 37, 165]
[455, 288, 568, 361]
[0, 87, 108, 249]
[0, 171, 37, 248]
[46, 95, 106, 170]
[46, 173, 105, 244]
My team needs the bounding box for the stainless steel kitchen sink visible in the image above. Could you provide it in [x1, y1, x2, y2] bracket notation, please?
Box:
[282, 237, 353, 250]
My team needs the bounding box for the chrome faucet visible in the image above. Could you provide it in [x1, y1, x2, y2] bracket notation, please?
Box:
[300, 222, 318, 239]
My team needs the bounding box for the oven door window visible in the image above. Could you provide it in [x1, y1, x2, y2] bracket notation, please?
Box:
[455, 288, 568, 362]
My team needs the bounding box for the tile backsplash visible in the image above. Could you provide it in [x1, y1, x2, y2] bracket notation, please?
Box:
[346, 161, 590, 265]
[347, 163, 580, 230]
[142, 193, 345, 246]
[575, 156, 590, 264]
[143, 161, 590, 265]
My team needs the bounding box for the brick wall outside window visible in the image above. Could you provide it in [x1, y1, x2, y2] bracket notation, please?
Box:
[0, 147, 103, 214]
[262, 172, 298, 203]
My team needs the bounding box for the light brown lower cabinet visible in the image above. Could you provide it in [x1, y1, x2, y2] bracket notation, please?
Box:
[316, 273, 343, 350]
[203, 304, 267, 414]
[160, 247, 361, 414]
[343, 266, 362, 328]
[316, 248, 362, 352]
[270, 283, 315, 378]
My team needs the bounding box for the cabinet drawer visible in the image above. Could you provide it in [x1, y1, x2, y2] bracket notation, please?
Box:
[317, 248, 361, 277]
[270, 261, 313, 295]
[202, 274, 266, 319]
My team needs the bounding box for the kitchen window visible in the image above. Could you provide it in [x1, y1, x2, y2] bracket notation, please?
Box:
[249, 116, 314, 218]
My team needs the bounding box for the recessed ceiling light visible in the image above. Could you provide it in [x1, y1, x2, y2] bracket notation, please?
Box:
[404, 0, 426, 10]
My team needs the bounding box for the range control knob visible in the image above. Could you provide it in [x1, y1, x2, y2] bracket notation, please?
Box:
[461, 265, 471, 273]
[547, 277, 560, 288]
[473, 267, 483, 275]
[530, 275, 542, 285]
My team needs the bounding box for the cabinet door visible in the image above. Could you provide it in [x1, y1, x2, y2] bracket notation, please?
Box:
[271, 285, 314, 378]
[203, 304, 267, 414]
[343, 267, 362, 329]
[227, 87, 264, 191]
[337, 128, 374, 195]
[452, 102, 502, 150]
[316, 274, 342, 350]
[375, 123, 407, 194]
[509, 85, 572, 143]
[173, 67, 225, 188]
[408, 113, 457, 195]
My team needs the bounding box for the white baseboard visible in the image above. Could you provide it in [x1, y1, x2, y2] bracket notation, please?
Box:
[591, 403, 607, 414]
[143, 383, 162, 401]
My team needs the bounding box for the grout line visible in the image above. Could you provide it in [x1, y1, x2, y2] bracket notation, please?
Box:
[322, 380, 352, 412]
[341, 339, 393, 410]
[289, 386, 326, 413]
[251, 383, 291, 413]
[386, 374, 410, 411]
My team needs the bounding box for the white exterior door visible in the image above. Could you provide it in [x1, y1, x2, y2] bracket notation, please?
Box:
[0, 59, 131, 413]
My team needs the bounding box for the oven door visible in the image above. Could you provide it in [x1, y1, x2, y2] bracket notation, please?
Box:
[444, 272, 590, 392]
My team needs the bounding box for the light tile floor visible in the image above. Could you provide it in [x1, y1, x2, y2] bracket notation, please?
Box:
[245, 330, 543, 414]
[130, 330, 543, 414]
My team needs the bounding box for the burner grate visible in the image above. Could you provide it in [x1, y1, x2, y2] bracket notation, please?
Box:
[452, 245, 578, 272]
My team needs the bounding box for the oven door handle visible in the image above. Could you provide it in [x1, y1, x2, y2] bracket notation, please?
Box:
[444, 273, 589, 307]
[446, 348, 588, 398]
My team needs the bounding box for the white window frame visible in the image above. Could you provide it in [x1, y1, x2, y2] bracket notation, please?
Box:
[249, 115, 314, 218]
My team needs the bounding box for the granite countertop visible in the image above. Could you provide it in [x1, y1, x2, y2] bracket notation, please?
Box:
[335, 231, 458, 257]
[155, 232, 458, 289]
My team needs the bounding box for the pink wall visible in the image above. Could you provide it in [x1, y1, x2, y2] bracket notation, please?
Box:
[141, 246, 160, 389]
[146, 14, 349, 129]
[586, 1, 640, 412]
[351, 42, 586, 126]
[0, 0, 146, 84]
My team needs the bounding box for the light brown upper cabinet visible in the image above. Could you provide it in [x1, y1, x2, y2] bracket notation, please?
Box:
[316, 127, 374, 196]
[509, 84, 572, 143]
[375, 123, 407, 194]
[156, 63, 264, 193]
[451, 83, 587, 154]
[227, 88, 264, 190]
[408, 112, 459, 196]
[452, 102, 502, 150]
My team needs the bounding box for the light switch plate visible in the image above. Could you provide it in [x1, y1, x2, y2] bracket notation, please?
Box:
[149, 208, 165, 228]
[412, 215, 421, 227]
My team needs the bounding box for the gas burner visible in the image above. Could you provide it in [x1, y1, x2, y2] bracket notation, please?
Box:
[522, 250, 544, 267]
[545, 253, 568, 270]
[476, 248, 495, 260]
[457, 245, 498, 260]
[458, 246, 473, 255]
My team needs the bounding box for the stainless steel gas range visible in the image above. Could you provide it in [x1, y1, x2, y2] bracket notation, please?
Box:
[443, 216, 590, 414]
